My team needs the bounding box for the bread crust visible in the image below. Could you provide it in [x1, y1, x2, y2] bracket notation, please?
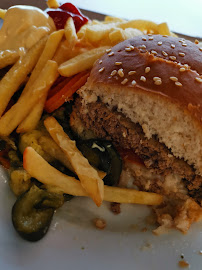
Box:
[88, 35, 202, 124]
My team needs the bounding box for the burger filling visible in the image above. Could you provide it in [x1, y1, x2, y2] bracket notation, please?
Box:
[71, 97, 202, 233]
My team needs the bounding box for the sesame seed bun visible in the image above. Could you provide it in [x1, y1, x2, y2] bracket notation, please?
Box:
[79, 34, 202, 175]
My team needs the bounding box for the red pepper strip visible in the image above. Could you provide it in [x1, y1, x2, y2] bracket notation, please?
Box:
[0, 156, 10, 169]
[48, 76, 72, 99]
[45, 71, 89, 113]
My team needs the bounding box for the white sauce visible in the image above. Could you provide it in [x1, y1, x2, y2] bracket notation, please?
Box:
[0, 5, 55, 54]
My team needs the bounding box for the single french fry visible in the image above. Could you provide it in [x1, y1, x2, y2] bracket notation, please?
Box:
[0, 8, 7, 19]
[16, 94, 47, 133]
[0, 36, 47, 118]
[0, 50, 19, 69]
[22, 30, 64, 94]
[16, 30, 64, 133]
[119, 19, 159, 34]
[47, 0, 59, 8]
[104, 15, 126, 23]
[157, 22, 171, 36]
[0, 61, 58, 136]
[58, 46, 110, 77]
[64, 17, 78, 48]
[23, 147, 163, 206]
[44, 117, 104, 206]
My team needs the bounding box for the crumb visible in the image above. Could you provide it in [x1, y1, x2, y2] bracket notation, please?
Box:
[140, 242, 153, 251]
[110, 202, 121, 215]
[178, 260, 190, 268]
[93, 218, 106, 230]
[141, 227, 148, 232]
[81, 246, 85, 250]
[180, 254, 184, 259]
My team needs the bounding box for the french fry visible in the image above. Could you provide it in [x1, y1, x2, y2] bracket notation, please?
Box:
[23, 147, 163, 206]
[0, 8, 7, 19]
[64, 17, 78, 48]
[0, 61, 58, 137]
[58, 46, 110, 77]
[0, 36, 47, 118]
[104, 15, 126, 23]
[84, 23, 120, 45]
[119, 19, 159, 34]
[0, 50, 19, 69]
[44, 117, 104, 206]
[16, 94, 47, 133]
[47, 0, 59, 8]
[16, 30, 64, 133]
[157, 22, 171, 36]
[109, 28, 143, 45]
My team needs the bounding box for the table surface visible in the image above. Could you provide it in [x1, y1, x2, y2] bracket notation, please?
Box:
[1, 0, 202, 38]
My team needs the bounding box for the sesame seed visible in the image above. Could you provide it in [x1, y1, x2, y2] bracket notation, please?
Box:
[128, 70, 136, 75]
[195, 77, 202, 83]
[153, 76, 161, 81]
[106, 48, 111, 53]
[158, 41, 162, 46]
[130, 45, 135, 50]
[169, 55, 177, 60]
[145, 67, 151, 73]
[195, 39, 199, 44]
[108, 52, 114, 56]
[151, 50, 157, 55]
[179, 52, 185, 57]
[139, 44, 146, 49]
[162, 35, 168, 37]
[182, 43, 187, 47]
[175, 81, 182, 87]
[154, 79, 162, 85]
[131, 80, 137, 85]
[140, 76, 146, 82]
[199, 48, 202, 52]
[125, 47, 132, 52]
[99, 60, 102, 64]
[111, 70, 117, 76]
[184, 64, 189, 68]
[121, 78, 128, 85]
[115, 61, 122, 65]
[179, 67, 186, 72]
[179, 39, 185, 43]
[118, 68, 124, 77]
[149, 37, 154, 40]
[162, 51, 168, 57]
[142, 37, 147, 41]
[170, 76, 178, 82]
[99, 67, 105, 73]
[171, 44, 175, 49]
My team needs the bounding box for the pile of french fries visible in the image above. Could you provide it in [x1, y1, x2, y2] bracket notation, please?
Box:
[0, 0, 171, 206]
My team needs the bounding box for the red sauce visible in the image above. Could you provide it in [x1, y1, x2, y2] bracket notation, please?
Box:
[117, 148, 145, 166]
[46, 3, 89, 32]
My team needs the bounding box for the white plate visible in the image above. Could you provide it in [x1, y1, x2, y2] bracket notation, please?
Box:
[0, 1, 202, 269]
[0, 166, 202, 270]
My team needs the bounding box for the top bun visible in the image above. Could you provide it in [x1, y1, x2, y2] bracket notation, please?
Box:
[80, 35, 202, 175]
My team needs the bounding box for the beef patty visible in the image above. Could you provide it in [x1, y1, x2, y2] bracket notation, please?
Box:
[73, 97, 202, 204]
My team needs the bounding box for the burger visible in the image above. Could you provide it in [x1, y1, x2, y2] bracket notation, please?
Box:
[70, 34, 202, 234]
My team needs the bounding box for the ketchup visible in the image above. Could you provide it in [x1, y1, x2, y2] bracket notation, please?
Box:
[46, 3, 89, 32]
